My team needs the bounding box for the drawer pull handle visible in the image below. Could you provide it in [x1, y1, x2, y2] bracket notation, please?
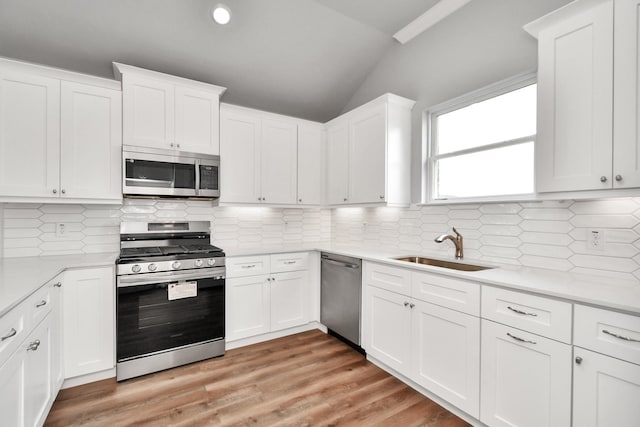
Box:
[27, 339, 41, 352]
[507, 332, 536, 345]
[404, 302, 409, 307]
[241, 265, 256, 269]
[1, 328, 17, 341]
[35, 300, 47, 308]
[53, 282, 62, 288]
[602, 329, 640, 343]
[283, 261, 297, 265]
[507, 306, 537, 317]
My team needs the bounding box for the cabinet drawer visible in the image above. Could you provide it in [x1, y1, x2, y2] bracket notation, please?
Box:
[270, 252, 309, 273]
[226, 256, 270, 278]
[0, 303, 27, 368]
[482, 286, 572, 343]
[575, 305, 640, 365]
[412, 271, 480, 316]
[27, 284, 53, 328]
[363, 262, 411, 295]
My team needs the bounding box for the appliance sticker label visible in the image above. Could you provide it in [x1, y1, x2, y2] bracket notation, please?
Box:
[168, 281, 198, 300]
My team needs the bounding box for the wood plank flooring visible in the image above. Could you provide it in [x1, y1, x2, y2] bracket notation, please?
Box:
[45, 330, 471, 427]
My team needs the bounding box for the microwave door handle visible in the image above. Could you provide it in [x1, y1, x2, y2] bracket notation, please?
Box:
[195, 159, 201, 196]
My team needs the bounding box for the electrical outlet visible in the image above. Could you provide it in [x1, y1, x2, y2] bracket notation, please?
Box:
[587, 229, 605, 251]
[56, 223, 66, 237]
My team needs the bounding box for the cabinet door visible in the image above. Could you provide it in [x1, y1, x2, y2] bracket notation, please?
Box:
[297, 124, 324, 205]
[50, 276, 64, 393]
[261, 119, 297, 204]
[573, 347, 640, 427]
[0, 346, 26, 427]
[220, 109, 262, 203]
[270, 271, 309, 331]
[362, 286, 412, 376]
[412, 300, 480, 418]
[60, 82, 122, 200]
[62, 267, 115, 379]
[614, 0, 640, 188]
[175, 86, 220, 155]
[480, 320, 571, 427]
[226, 275, 270, 341]
[326, 122, 349, 204]
[0, 72, 60, 197]
[122, 74, 174, 149]
[24, 316, 53, 427]
[349, 104, 387, 203]
[536, 1, 614, 192]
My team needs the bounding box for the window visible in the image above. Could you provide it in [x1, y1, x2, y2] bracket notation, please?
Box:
[424, 73, 536, 201]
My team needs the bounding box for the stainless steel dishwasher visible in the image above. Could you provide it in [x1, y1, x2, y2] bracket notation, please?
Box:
[321, 252, 363, 351]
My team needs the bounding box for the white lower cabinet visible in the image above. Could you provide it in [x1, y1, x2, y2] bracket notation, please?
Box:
[573, 347, 640, 427]
[226, 253, 311, 342]
[480, 320, 572, 427]
[412, 300, 480, 417]
[0, 344, 26, 426]
[362, 262, 481, 418]
[62, 267, 115, 379]
[24, 316, 53, 427]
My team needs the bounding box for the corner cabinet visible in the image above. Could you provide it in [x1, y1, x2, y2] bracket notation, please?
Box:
[326, 93, 414, 206]
[220, 104, 324, 206]
[114, 62, 226, 155]
[526, 0, 640, 192]
[0, 59, 122, 203]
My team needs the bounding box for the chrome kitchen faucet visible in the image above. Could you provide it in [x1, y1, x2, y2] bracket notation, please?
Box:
[435, 227, 464, 259]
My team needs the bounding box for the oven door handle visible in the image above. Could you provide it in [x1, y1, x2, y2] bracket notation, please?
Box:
[117, 269, 226, 288]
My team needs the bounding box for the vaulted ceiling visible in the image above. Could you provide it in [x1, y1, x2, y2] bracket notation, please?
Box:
[0, 0, 446, 122]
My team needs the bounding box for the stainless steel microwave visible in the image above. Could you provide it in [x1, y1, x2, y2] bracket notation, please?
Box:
[122, 146, 220, 199]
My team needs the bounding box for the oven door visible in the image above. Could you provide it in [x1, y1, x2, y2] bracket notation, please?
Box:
[123, 150, 198, 197]
[116, 268, 225, 362]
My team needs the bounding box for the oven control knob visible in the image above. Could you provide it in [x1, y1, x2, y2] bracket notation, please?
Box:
[148, 263, 158, 272]
[131, 264, 141, 273]
[195, 259, 204, 267]
[172, 261, 181, 270]
[207, 258, 216, 266]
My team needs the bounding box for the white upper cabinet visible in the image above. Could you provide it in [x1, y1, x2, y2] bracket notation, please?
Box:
[297, 123, 325, 205]
[0, 59, 122, 203]
[60, 82, 122, 200]
[325, 93, 414, 206]
[0, 71, 60, 198]
[261, 119, 298, 205]
[526, 0, 640, 192]
[326, 120, 350, 205]
[220, 103, 324, 206]
[614, 0, 640, 188]
[115, 63, 226, 155]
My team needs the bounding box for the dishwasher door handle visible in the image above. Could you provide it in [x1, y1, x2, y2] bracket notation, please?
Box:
[322, 258, 360, 269]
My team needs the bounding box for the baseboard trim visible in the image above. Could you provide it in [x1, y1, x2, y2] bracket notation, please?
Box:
[62, 367, 116, 389]
[225, 322, 327, 350]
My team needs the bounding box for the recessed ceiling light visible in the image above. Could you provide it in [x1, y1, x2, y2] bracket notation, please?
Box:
[212, 4, 231, 25]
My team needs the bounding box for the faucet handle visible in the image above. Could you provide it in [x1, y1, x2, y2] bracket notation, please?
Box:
[452, 227, 462, 238]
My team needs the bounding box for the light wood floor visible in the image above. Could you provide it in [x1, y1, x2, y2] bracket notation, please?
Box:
[45, 330, 471, 427]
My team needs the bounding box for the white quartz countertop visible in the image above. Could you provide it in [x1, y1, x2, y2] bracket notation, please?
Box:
[222, 241, 640, 315]
[0, 252, 119, 317]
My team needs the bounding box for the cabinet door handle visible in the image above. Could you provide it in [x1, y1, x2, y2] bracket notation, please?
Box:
[379, 195, 384, 199]
[53, 282, 62, 288]
[507, 306, 537, 317]
[602, 329, 640, 343]
[409, 303, 415, 309]
[61, 189, 66, 195]
[404, 302, 409, 307]
[615, 175, 623, 182]
[575, 356, 583, 365]
[52, 189, 57, 194]
[1, 328, 17, 341]
[35, 300, 47, 308]
[506, 332, 536, 345]
[600, 176, 608, 182]
[343, 198, 348, 202]
[27, 339, 41, 351]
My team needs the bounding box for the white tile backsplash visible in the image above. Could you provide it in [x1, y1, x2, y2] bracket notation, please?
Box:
[2, 198, 640, 280]
[1, 200, 332, 257]
[330, 198, 640, 280]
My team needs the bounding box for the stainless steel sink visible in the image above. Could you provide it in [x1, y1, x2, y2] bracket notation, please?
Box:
[393, 256, 493, 272]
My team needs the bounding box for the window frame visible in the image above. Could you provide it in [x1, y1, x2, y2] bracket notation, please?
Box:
[422, 72, 538, 204]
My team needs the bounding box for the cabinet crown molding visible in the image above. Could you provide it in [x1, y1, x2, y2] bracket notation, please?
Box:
[524, 0, 612, 38]
[113, 62, 227, 96]
[326, 92, 416, 127]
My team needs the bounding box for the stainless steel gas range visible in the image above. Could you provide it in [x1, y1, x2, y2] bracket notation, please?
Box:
[116, 221, 225, 381]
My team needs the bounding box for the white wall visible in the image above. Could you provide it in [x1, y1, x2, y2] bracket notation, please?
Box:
[342, 0, 573, 202]
[2, 200, 331, 257]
